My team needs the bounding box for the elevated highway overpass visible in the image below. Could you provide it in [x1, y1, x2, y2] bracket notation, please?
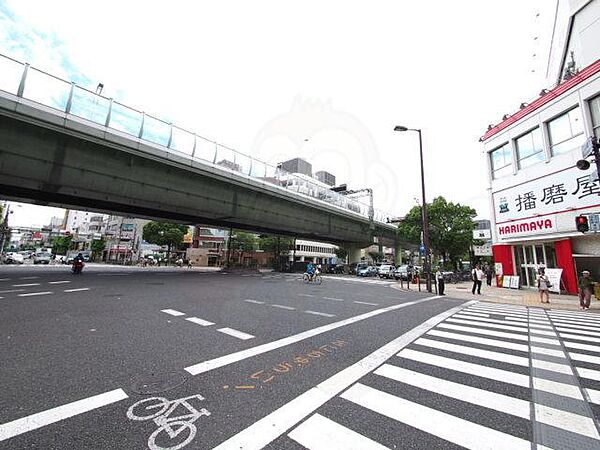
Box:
[0, 54, 398, 247]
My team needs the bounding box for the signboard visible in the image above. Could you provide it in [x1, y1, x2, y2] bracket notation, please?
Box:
[545, 268, 563, 294]
[497, 216, 556, 239]
[494, 263, 503, 276]
[589, 213, 600, 232]
[473, 229, 492, 240]
[493, 165, 600, 224]
[509, 276, 520, 289]
[183, 232, 193, 244]
[473, 243, 493, 256]
[502, 276, 511, 288]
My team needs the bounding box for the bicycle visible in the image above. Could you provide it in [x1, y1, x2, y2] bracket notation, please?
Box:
[302, 272, 323, 285]
[127, 394, 211, 450]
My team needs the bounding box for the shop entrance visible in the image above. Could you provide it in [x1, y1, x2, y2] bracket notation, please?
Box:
[513, 243, 557, 288]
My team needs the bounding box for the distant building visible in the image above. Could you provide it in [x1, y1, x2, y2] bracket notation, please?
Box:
[278, 158, 312, 177]
[315, 170, 336, 187]
[291, 239, 337, 265]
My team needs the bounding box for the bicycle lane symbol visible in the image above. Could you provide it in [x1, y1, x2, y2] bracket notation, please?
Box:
[126, 394, 211, 450]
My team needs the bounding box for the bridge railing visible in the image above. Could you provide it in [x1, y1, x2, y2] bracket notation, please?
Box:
[0, 53, 394, 225]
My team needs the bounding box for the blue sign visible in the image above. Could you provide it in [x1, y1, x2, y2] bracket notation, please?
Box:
[419, 244, 425, 256]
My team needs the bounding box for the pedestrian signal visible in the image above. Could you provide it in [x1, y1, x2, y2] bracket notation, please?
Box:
[576, 215, 589, 233]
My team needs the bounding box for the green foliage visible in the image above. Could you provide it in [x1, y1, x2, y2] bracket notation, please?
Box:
[397, 196, 477, 268]
[368, 251, 384, 263]
[143, 221, 188, 248]
[51, 235, 73, 255]
[91, 239, 106, 253]
[258, 235, 294, 254]
[233, 231, 257, 252]
[335, 246, 348, 261]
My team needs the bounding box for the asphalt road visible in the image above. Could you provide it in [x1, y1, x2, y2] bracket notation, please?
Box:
[1, 265, 600, 449]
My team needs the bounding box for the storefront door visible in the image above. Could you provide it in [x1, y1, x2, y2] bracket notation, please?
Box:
[513, 244, 556, 288]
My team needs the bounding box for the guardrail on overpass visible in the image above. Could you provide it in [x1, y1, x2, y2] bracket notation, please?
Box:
[0, 53, 394, 225]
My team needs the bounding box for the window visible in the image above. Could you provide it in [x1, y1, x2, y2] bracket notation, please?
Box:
[515, 128, 545, 169]
[547, 106, 584, 155]
[490, 143, 512, 179]
[590, 95, 600, 138]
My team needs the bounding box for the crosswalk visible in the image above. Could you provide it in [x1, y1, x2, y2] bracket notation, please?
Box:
[281, 302, 600, 449]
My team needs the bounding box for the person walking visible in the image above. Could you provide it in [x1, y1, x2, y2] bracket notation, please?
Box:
[579, 270, 595, 310]
[471, 264, 484, 295]
[485, 265, 493, 286]
[436, 268, 445, 295]
[536, 267, 551, 304]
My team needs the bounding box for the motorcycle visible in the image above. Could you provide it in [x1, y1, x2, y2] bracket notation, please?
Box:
[72, 260, 84, 274]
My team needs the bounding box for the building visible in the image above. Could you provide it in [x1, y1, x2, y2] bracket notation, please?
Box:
[315, 170, 336, 187]
[187, 227, 226, 266]
[481, 0, 600, 293]
[472, 220, 493, 258]
[291, 239, 338, 265]
[104, 216, 149, 263]
[278, 157, 312, 177]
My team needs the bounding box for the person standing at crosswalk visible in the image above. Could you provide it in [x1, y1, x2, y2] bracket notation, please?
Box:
[471, 264, 484, 295]
[579, 270, 594, 310]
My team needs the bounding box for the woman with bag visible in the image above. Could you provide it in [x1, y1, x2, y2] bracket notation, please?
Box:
[537, 267, 551, 304]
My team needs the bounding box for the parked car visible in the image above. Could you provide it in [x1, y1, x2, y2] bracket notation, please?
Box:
[33, 252, 52, 264]
[378, 264, 395, 279]
[357, 266, 378, 277]
[4, 252, 24, 264]
[394, 265, 409, 280]
[54, 255, 68, 264]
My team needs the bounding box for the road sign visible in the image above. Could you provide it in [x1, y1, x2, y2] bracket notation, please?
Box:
[419, 244, 425, 256]
[589, 213, 600, 232]
[582, 137, 595, 159]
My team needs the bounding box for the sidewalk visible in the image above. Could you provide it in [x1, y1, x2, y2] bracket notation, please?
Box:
[441, 281, 599, 311]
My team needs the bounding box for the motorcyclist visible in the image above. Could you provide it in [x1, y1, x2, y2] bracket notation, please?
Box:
[72, 252, 85, 273]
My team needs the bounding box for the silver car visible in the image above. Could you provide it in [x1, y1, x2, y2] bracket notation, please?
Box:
[33, 252, 52, 264]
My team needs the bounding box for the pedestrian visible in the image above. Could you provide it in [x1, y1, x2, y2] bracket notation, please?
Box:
[485, 265, 493, 286]
[579, 270, 594, 310]
[536, 267, 551, 304]
[436, 268, 445, 295]
[471, 264, 484, 295]
[406, 264, 413, 290]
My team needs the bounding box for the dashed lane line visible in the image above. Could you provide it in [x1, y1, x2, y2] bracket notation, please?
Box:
[185, 295, 444, 376]
[0, 289, 25, 294]
[64, 288, 90, 293]
[272, 304, 296, 311]
[304, 310, 336, 318]
[322, 297, 344, 302]
[0, 389, 128, 442]
[353, 301, 379, 306]
[161, 309, 186, 316]
[244, 299, 265, 305]
[217, 327, 255, 340]
[298, 293, 315, 298]
[19, 276, 39, 280]
[17, 292, 53, 297]
[48, 281, 71, 285]
[12, 283, 40, 287]
[186, 317, 215, 327]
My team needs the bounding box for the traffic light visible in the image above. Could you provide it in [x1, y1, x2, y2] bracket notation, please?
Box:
[576, 215, 589, 233]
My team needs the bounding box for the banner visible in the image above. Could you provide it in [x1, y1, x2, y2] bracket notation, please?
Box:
[545, 268, 563, 294]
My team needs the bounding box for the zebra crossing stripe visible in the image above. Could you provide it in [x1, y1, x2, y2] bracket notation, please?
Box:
[570, 352, 600, 365]
[556, 326, 600, 337]
[413, 337, 529, 367]
[551, 320, 600, 331]
[560, 333, 600, 343]
[288, 413, 388, 450]
[340, 383, 531, 450]
[374, 364, 530, 418]
[446, 317, 529, 333]
[531, 359, 574, 375]
[455, 311, 489, 318]
[437, 323, 529, 341]
[397, 349, 530, 387]
[576, 367, 600, 381]
[530, 346, 566, 358]
[534, 404, 600, 439]
[452, 314, 529, 328]
[564, 341, 600, 353]
[427, 329, 529, 352]
[532, 377, 584, 400]
[585, 388, 600, 405]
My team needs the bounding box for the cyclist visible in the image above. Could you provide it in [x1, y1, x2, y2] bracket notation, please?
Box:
[306, 262, 315, 281]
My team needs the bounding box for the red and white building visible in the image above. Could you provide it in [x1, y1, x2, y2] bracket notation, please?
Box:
[482, 0, 600, 293]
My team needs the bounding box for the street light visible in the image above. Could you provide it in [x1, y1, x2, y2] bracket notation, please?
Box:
[393, 125, 432, 293]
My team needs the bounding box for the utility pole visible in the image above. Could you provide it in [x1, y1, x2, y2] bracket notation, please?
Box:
[0, 205, 10, 259]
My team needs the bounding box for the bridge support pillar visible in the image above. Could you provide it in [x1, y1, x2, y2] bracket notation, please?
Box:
[347, 246, 363, 264]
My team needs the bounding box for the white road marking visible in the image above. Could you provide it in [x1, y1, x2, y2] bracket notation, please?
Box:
[305, 310, 336, 318]
[0, 289, 25, 294]
[19, 276, 39, 280]
[557, 326, 600, 337]
[529, 328, 557, 337]
[445, 317, 528, 333]
[322, 297, 344, 302]
[551, 320, 600, 331]
[535, 404, 600, 439]
[456, 311, 489, 317]
[427, 329, 529, 352]
[288, 413, 388, 450]
[531, 346, 567, 358]
[0, 278, 10, 281]
[161, 309, 186, 316]
[467, 305, 528, 313]
[585, 388, 600, 405]
[452, 314, 528, 327]
[549, 315, 600, 325]
[398, 348, 530, 387]
[17, 292, 52, 297]
[353, 301, 379, 306]
[185, 317, 215, 326]
[244, 299, 265, 304]
[0, 388, 128, 442]
[560, 333, 600, 343]
[211, 300, 471, 450]
[12, 283, 40, 287]
[533, 378, 584, 400]
[341, 383, 531, 450]
[299, 294, 315, 298]
[217, 327, 255, 340]
[530, 336, 561, 346]
[531, 359, 573, 375]
[271, 304, 296, 311]
[570, 352, 600, 365]
[437, 323, 529, 341]
[564, 341, 600, 353]
[414, 337, 529, 366]
[375, 364, 530, 418]
[576, 367, 600, 381]
[48, 281, 71, 284]
[64, 288, 90, 293]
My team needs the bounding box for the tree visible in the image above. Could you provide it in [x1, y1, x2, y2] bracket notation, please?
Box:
[368, 251, 384, 263]
[258, 235, 295, 270]
[90, 239, 106, 261]
[335, 246, 349, 263]
[143, 221, 188, 263]
[51, 236, 73, 255]
[397, 196, 477, 270]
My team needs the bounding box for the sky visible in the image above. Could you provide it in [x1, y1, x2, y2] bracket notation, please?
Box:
[0, 0, 556, 228]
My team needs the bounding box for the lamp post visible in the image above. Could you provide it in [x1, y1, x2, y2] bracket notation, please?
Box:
[393, 126, 432, 292]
